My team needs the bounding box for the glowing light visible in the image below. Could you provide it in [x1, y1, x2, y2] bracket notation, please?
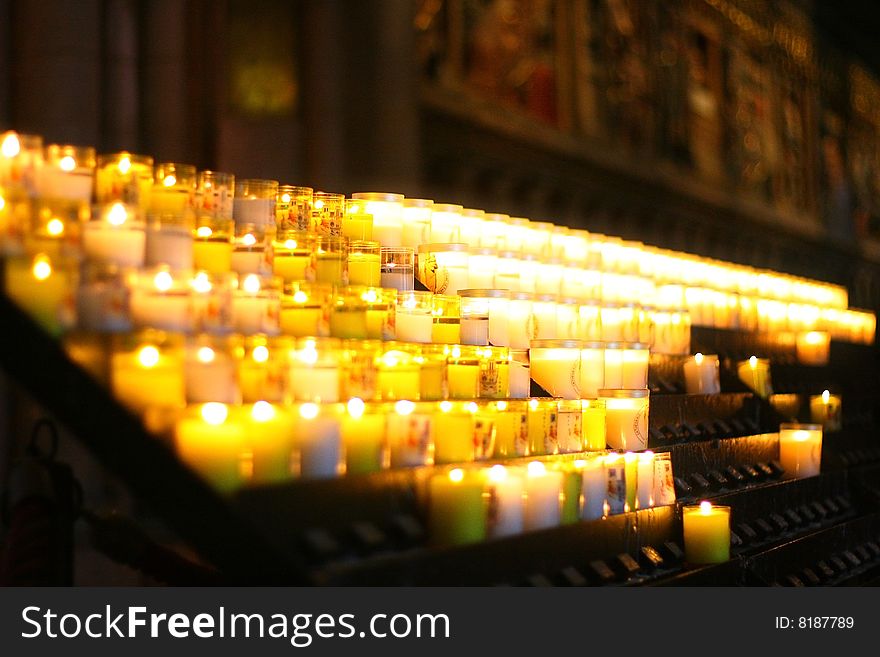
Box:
[496, 401, 508, 411]
[1, 133, 20, 157]
[153, 270, 174, 292]
[439, 400, 453, 413]
[251, 401, 276, 422]
[394, 400, 415, 415]
[252, 345, 269, 363]
[488, 464, 507, 482]
[314, 199, 325, 211]
[527, 461, 546, 477]
[699, 500, 713, 515]
[241, 233, 257, 247]
[196, 347, 215, 364]
[283, 239, 297, 249]
[32, 256, 52, 281]
[59, 155, 76, 171]
[299, 402, 319, 420]
[347, 397, 365, 419]
[281, 193, 291, 204]
[191, 272, 212, 294]
[749, 355, 758, 370]
[242, 274, 261, 294]
[529, 399, 539, 411]
[117, 156, 131, 174]
[196, 226, 213, 238]
[465, 401, 478, 413]
[298, 347, 319, 366]
[163, 174, 177, 187]
[361, 289, 379, 304]
[137, 345, 160, 368]
[201, 402, 228, 425]
[448, 468, 464, 483]
[107, 203, 128, 226]
[46, 219, 64, 236]
[822, 389, 830, 403]
[694, 352, 704, 365]
[293, 290, 308, 303]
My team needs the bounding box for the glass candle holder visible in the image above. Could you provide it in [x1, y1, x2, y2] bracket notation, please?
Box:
[494, 251, 521, 292]
[130, 266, 193, 332]
[578, 301, 602, 341]
[328, 287, 368, 339]
[581, 399, 606, 450]
[445, 345, 480, 400]
[110, 330, 185, 415]
[579, 455, 607, 520]
[578, 341, 605, 399]
[779, 423, 823, 479]
[477, 345, 510, 399]
[431, 293, 461, 344]
[342, 399, 388, 475]
[174, 403, 246, 493]
[395, 291, 433, 343]
[193, 217, 234, 274]
[339, 338, 381, 401]
[736, 356, 772, 398]
[360, 286, 396, 340]
[683, 502, 731, 564]
[599, 388, 649, 451]
[233, 179, 277, 229]
[600, 303, 623, 342]
[39, 143, 95, 203]
[557, 399, 584, 453]
[244, 401, 297, 485]
[507, 292, 536, 349]
[618, 303, 640, 342]
[529, 339, 582, 399]
[535, 259, 563, 296]
[501, 217, 529, 253]
[95, 152, 153, 212]
[83, 203, 146, 268]
[312, 191, 344, 235]
[638, 305, 655, 346]
[621, 342, 649, 389]
[401, 198, 433, 249]
[532, 294, 558, 340]
[272, 230, 316, 283]
[603, 342, 624, 388]
[315, 235, 348, 286]
[412, 345, 446, 400]
[418, 243, 469, 295]
[280, 281, 331, 337]
[189, 271, 235, 335]
[527, 397, 559, 456]
[76, 263, 134, 332]
[184, 334, 240, 403]
[151, 162, 197, 218]
[196, 170, 234, 220]
[479, 212, 509, 249]
[433, 400, 478, 463]
[523, 460, 563, 531]
[491, 400, 528, 457]
[145, 213, 194, 270]
[348, 240, 381, 287]
[291, 402, 344, 479]
[4, 252, 78, 336]
[796, 331, 830, 366]
[380, 246, 415, 291]
[387, 400, 435, 467]
[276, 185, 312, 231]
[467, 247, 496, 289]
[237, 335, 285, 403]
[458, 208, 485, 245]
[508, 349, 530, 398]
[555, 298, 579, 340]
[26, 198, 88, 260]
[459, 289, 509, 347]
[428, 467, 486, 546]
[375, 346, 421, 400]
[1, 131, 43, 198]
[809, 390, 842, 432]
[459, 293, 490, 346]
[351, 192, 403, 246]
[232, 223, 271, 276]
[343, 197, 374, 241]
[482, 464, 525, 538]
[287, 337, 342, 402]
[517, 254, 538, 294]
[603, 452, 627, 515]
[683, 352, 720, 394]
[231, 273, 281, 335]
[429, 203, 463, 243]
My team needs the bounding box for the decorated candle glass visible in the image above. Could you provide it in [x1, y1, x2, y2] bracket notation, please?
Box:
[491, 400, 529, 457]
[380, 247, 415, 291]
[280, 281, 331, 337]
[527, 397, 559, 456]
[395, 291, 433, 342]
[342, 398, 387, 475]
[401, 198, 433, 248]
[375, 347, 421, 400]
[1, 131, 43, 198]
[360, 287, 395, 340]
[431, 294, 461, 344]
[418, 243, 469, 295]
[445, 345, 481, 400]
[272, 230, 316, 283]
[636, 451, 655, 509]
[581, 398, 607, 450]
[683, 352, 720, 394]
[276, 185, 312, 231]
[83, 203, 146, 268]
[529, 339, 582, 399]
[810, 390, 842, 432]
[4, 252, 78, 336]
[472, 400, 497, 459]
[183, 334, 240, 403]
[580, 456, 607, 521]
[291, 402, 344, 479]
[339, 339, 381, 402]
[428, 467, 486, 546]
[188, 270, 235, 335]
[348, 240, 381, 287]
[507, 292, 536, 349]
[778, 423, 823, 479]
[231, 273, 281, 335]
[433, 400, 478, 463]
[233, 179, 277, 230]
[621, 342, 649, 389]
[484, 464, 525, 538]
[477, 345, 510, 399]
[600, 388, 650, 451]
[232, 223, 271, 276]
[237, 335, 285, 403]
[246, 401, 296, 484]
[145, 213, 194, 270]
[429, 203, 463, 243]
[523, 461, 563, 531]
[736, 356, 772, 398]
[26, 199, 87, 260]
[314, 235, 348, 286]
[287, 337, 342, 402]
[129, 267, 192, 332]
[196, 170, 234, 221]
[110, 331, 185, 415]
[387, 400, 435, 466]
[796, 331, 830, 366]
[175, 403, 245, 493]
[683, 501, 731, 564]
[557, 399, 584, 453]
[350, 192, 403, 246]
[151, 162, 196, 218]
[95, 152, 153, 212]
[193, 218, 234, 274]
[76, 263, 134, 332]
[604, 452, 627, 515]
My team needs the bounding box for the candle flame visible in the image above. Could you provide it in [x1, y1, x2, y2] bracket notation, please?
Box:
[251, 401, 276, 422]
[496, 400, 508, 411]
[154, 270, 174, 292]
[465, 401, 478, 413]
[439, 400, 453, 413]
[293, 290, 308, 303]
[280, 193, 291, 204]
[822, 389, 830, 403]
[107, 203, 128, 226]
[394, 400, 415, 415]
[0, 195, 5, 211]
[639, 451, 655, 462]
[694, 352, 704, 365]
[196, 346, 215, 364]
[804, 331, 825, 345]
[749, 355, 758, 369]
[32, 255, 52, 281]
[527, 461, 546, 477]
[242, 274, 261, 294]
[283, 239, 297, 249]
[299, 402, 319, 420]
[163, 174, 177, 187]
[59, 155, 76, 171]
[196, 226, 213, 238]
[137, 345, 160, 368]
[347, 397, 366, 419]
[47, 218, 64, 236]
[314, 199, 325, 211]
[488, 464, 507, 482]
[699, 500, 713, 514]
[791, 430, 811, 442]
[529, 398, 539, 411]
[252, 345, 269, 363]
[361, 289, 379, 304]
[624, 451, 637, 463]
[191, 272, 212, 294]
[117, 157, 131, 174]
[1, 133, 20, 158]
[241, 233, 257, 247]
[298, 347, 319, 366]
[201, 402, 228, 425]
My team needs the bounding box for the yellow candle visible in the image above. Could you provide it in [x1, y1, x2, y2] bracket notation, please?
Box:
[111, 342, 185, 414]
[581, 399, 606, 451]
[431, 294, 461, 344]
[416, 349, 447, 400]
[434, 401, 477, 463]
[175, 403, 245, 493]
[347, 241, 381, 286]
[490, 400, 528, 457]
[193, 233, 233, 273]
[683, 501, 730, 564]
[342, 398, 387, 475]
[446, 345, 480, 399]
[375, 349, 421, 400]
[527, 397, 558, 456]
[238, 339, 284, 403]
[736, 356, 772, 398]
[779, 423, 822, 479]
[796, 331, 830, 366]
[280, 284, 330, 337]
[809, 390, 841, 431]
[246, 401, 294, 485]
[4, 253, 76, 337]
[428, 468, 486, 546]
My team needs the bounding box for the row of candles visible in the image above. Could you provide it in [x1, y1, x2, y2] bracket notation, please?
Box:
[0, 131, 874, 347]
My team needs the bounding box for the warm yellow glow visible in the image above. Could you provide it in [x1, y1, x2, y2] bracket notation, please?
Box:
[749, 355, 758, 370]
[153, 270, 174, 292]
[298, 346, 319, 365]
[639, 451, 655, 463]
[162, 174, 177, 187]
[465, 401, 478, 413]
[1, 133, 21, 158]
[346, 397, 366, 419]
[137, 345, 160, 368]
[699, 500, 713, 515]
[191, 272, 212, 294]
[624, 451, 637, 464]
[803, 331, 824, 345]
[242, 274, 261, 294]
[529, 399, 539, 411]
[439, 400, 453, 413]
[694, 352, 704, 365]
[283, 239, 297, 249]
[107, 203, 128, 226]
[241, 233, 257, 247]
[496, 401, 508, 411]
[251, 401, 276, 422]
[381, 351, 402, 368]
[117, 157, 131, 174]
[196, 347, 215, 364]
[488, 464, 507, 482]
[791, 430, 811, 442]
[299, 402, 319, 420]
[314, 199, 325, 211]
[448, 468, 464, 483]
[196, 226, 213, 238]
[450, 345, 461, 359]
[822, 389, 830, 404]
[292, 290, 308, 303]
[401, 293, 417, 310]
[32, 256, 52, 281]
[201, 402, 228, 425]
[0, 195, 5, 211]
[361, 289, 379, 304]
[281, 193, 291, 204]
[527, 461, 546, 477]
[395, 400, 415, 415]
[46, 218, 64, 236]
[59, 155, 76, 171]
[252, 345, 269, 363]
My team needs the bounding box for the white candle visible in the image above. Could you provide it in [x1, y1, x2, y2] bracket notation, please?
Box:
[532, 295, 558, 339]
[233, 197, 274, 228]
[460, 317, 489, 345]
[636, 451, 655, 509]
[580, 458, 606, 521]
[809, 390, 842, 431]
[145, 223, 194, 270]
[683, 352, 720, 394]
[578, 342, 605, 398]
[529, 340, 581, 399]
[524, 461, 563, 531]
[386, 400, 434, 467]
[652, 452, 676, 505]
[83, 204, 146, 268]
[395, 310, 433, 343]
[295, 403, 342, 478]
[418, 243, 470, 295]
[129, 269, 192, 332]
[507, 293, 536, 349]
[288, 362, 340, 402]
[184, 343, 238, 403]
[621, 343, 649, 389]
[485, 465, 525, 539]
[468, 248, 496, 289]
[39, 167, 93, 200]
[603, 342, 623, 388]
[779, 423, 822, 479]
[796, 331, 830, 366]
[352, 193, 404, 247]
[604, 452, 627, 515]
[231, 274, 280, 335]
[556, 399, 583, 452]
[600, 388, 650, 451]
[508, 351, 531, 398]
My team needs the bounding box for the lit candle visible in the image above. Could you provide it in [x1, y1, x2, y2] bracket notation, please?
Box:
[314, 236, 348, 286]
[683, 501, 730, 564]
[375, 349, 421, 400]
[380, 247, 415, 291]
[4, 253, 76, 337]
[272, 231, 315, 283]
[491, 400, 528, 457]
[459, 291, 490, 346]
[636, 451, 655, 509]
[347, 240, 381, 286]
[233, 179, 277, 230]
[401, 198, 433, 249]
[524, 461, 563, 531]
[39, 143, 94, 201]
[111, 340, 185, 414]
[532, 295, 558, 339]
[280, 283, 330, 337]
[652, 452, 677, 506]
[683, 352, 720, 394]
[150, 162, 196, 217]
[83, 203, 146, 268]
[809, 390, 842, 431]
[556, 399, 584, 453]
[604, 452, 627, 515]
[342, 398, 387, 475]
[446, 346, 480, 400]
[620, 342, 649, 389]
[507, 292, 536, 349]
[778, 423, 823, 479]
[508, 349, 531, 398]
[287, 338, 341, 402]
[231, 274, 281, 335]
[175, 403, 245, 493]
[129, 268, 192, 332]
[395, 291, 434, 342]
[736, 356, 772, 398]
[558, 462, 583, 524]
[276, 185, 313, 231]
[603, 342, 623, 388]
[580, 457, 606, 521]
[796, 331, 830, 366]
[429, 203, 463, 243]
[418, 243, 469, 295]
[578, 342, 605, 399]
[527, 397, 558, 456]
[193, 221, 234, 274]
[600, 304, 623, 341]
[416, 349, 448, 400]
[237, 338, 284, 403]
[95, 152, 153, 212]
[294, 402, 343, 479]
[467, 247, 496, 289]
[434, 401, 477, 463]
[581, 398, 606, 450]
[624, 451, 637, 512]
[350, 192, 403, 247]
[529, 339, 582, 399]
[184, 338, 239, 403]
[485, 465, 525, 539]
[247, 401, 295, 485]
[196, 170, 235, 221]
[431, 293, 461, 344]
[386, 400, 434, 467]
[428, 468, 486, 546]
[600, 388, 650, 451]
